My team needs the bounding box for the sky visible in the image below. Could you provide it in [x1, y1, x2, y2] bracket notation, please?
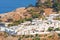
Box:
[0, 0, 36, 13]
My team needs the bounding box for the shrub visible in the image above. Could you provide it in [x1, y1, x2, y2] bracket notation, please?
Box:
[32, 13, 40, 18]
[36, 2, 42, 7]
[25, 35, 30, 38]
[34, 37, 40, 40]
[8, 24, 14, 27]
[13, 19, 25, 25]
[48, 35, 52, 38]
[4, 32, 9, 38]
[25, 18, 32, 22]
[35, 34, 39, 37]
[44, 0, 52, 8]
[53, 0, 60, 12]
[58, 34, 60, 36]
[30, 35, 34, 38]
[18, 38, 21, 40]
[54, 28, 60, 31]
[48, 27, 53, 31]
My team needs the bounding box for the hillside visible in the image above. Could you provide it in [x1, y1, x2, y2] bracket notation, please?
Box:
[0, 0, 60, 23]
[0, 0, 60, 40]
[0, 32, 60, 40]
[0, 6, 57, 26]
[0, 7, 56, 21]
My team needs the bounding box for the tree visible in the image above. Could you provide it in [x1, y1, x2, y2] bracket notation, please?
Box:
[48, 27, 53, 31]
[8, 19, 25, 26]
[13, 19, 25, 25]
[53, 0, 60, 12]
[25, 35, 30, 38]
[25, 17, 33, 22]
[8, 24, 14, 27]
[4, 32, 9, 38]
[33, 37, 40, 40]
[35, 34, 39, 37]
[58, 34, 60, 36]
[18, 38, 21, 40]
[35, 0, 42, 7]
[32, 34, 40, 40]
[32, 13, 40, 18]
[54, 28, 60, 31]
[36, 2, 42, 7]
[44, 0, 52, 8]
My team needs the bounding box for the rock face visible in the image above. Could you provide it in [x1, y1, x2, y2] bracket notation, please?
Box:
[0, 7, 26, 22]
[0, 6, 56, 22]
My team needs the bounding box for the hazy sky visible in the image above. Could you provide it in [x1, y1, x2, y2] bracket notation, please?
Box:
[0, 0, 36, 13]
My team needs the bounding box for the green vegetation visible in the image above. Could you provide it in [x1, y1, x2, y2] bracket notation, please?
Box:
[48, 27, 53, 31]
[18, 34, 41, 40]
[36, 0, 60, 12]
[4, 32, 9, 38]
[29, 35, 34, 38]
[32, 13, 40, 18]
[40, 9, 44, 15]
[13, 19, 25, 25]
[7, 0, 60, 26]
[58, 34, 60, 36]
[54, 28, 60, 31]
[25, 17, 33, 22]
[44, 0, 52, 8]
[14, 19, 25, 24]
[28, 9, 34, 13]
[52, 0, 60, 12]
[32, 34, 40, 40]
[8, 19, 25, 26]
[25, 35, 30, 38]
[48, 35, 52, 38]
[18, 37, 21, 40]
[53, 0, 60, 11]
[35, 34, 39, 37]
[8, 24, 14, 27]
[36, 2, 42, 7]
[33, 37, 40, 40]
